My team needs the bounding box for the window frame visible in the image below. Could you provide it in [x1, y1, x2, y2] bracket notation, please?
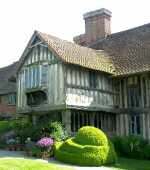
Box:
[89, 70, 98, 89]
[24, 64, 48, 90]
[7, 93, 16, 106]
[130, 114, 141, 135]
[127, 76, 140, 108]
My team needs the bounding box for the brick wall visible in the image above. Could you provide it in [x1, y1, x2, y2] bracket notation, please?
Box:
[0, 95, 16, 116]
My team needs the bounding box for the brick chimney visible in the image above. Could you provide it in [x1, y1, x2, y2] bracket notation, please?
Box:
[74, 8, 112, 46]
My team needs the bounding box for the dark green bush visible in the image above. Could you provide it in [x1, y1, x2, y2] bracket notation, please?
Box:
[31, 146, 42, 157]
[0, 120, 12, 135]
[54, 126, 117, 166]
[111, 135, 149, 159]
[142, 144, 150, 160]
[12, 119, 69, 143]
[11, 118, 33, 143]
[111, 136, 122, 156]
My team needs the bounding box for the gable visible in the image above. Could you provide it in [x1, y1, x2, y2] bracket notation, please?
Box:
[17, 32, 61, 72]
[23, 44, 57, 67]
[17, 30, 116, 74]
[30, 36, 41, 46]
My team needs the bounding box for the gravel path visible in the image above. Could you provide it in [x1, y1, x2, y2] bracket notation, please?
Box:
[0, 150, 112, 170]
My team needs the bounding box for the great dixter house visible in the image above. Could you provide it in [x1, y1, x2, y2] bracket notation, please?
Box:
[1, 8, 150, 139]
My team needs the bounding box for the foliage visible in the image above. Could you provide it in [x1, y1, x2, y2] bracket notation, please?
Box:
[11, 118, 33, 143]
[50, 122, 69, 141]
[11, 118, 69, 144]
[0, 120, 13, 135]
[142, 144, 150, 160]
[31, 146, 42, 157]
[74, 126, 108, 146]
[111, 135, 149, 159]
[6, 138, 16, 145]
[54, 126, 117, 166]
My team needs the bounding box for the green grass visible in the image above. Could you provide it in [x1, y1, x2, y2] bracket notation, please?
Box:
[109, 157, 150, 170]
[0, 158, 74, 170]
[0, 157, 150, 170]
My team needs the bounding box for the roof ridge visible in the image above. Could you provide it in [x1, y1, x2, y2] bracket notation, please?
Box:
[37, 31, 98, 52]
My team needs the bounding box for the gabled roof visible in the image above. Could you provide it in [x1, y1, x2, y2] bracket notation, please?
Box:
[89, 23, 150, 76]
[17, 31, 116, 74]
[0, 62, 18, 95]
[18, 22, 150, 76]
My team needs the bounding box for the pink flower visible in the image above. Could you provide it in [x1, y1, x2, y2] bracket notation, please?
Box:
[37, 137, 54, 148]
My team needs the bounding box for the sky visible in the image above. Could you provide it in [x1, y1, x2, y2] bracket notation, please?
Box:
[0, 0, 150, 67]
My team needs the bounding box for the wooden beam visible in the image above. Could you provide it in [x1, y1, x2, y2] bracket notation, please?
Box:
[62, 110, 71, 133]
[142, 114, 146, 139]
[67, 84, 119, 95]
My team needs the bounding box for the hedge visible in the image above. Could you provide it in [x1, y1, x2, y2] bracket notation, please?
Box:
[54, 126, 117, 166]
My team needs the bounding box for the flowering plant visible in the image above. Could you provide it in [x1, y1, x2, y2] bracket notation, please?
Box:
[36, 137, 54, 158]
[37, 137, 54, 148]
[6, 138, 16, 145]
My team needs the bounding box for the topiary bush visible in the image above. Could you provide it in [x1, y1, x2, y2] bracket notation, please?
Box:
[54, 126, 117, 166]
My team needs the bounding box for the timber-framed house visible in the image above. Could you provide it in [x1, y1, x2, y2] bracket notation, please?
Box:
[15, 8, 150, 139]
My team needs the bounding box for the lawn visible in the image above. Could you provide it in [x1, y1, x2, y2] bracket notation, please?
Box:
[109, 157, 150, 170]
[0, 157, 150, 170]
[0, 158, 74, 170]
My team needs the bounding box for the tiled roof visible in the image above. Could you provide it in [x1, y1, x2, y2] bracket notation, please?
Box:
[89, 23, 150, 76]
[0, 62, 18, 95]
[37, 31, 116, 74]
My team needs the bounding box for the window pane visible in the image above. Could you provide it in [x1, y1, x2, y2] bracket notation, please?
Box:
[130, 115, 141, 135]
[8, 94, 16, 105]
[89, 71, 97, 88]
[25, 65, 41, 89]
[41, 65, 48, 86]
[136, 116, 141, 134]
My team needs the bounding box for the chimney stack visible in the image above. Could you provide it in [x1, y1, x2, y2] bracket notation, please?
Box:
[74, 8, 112, 46]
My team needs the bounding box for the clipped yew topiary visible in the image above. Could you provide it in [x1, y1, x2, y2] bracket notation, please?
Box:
[54, 126, 117, 166]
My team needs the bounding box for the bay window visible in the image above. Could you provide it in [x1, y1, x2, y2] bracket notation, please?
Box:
[25, 64, 48, 89]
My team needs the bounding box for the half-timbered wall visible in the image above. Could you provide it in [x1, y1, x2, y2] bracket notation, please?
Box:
[65, 65, 119, 110]
[71, 110, 116, 136]
[17, 44, 65, 113]
[117, 74, 150, 138]
[119, 75, 150, 109]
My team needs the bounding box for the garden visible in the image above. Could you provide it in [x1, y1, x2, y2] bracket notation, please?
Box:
[0, 118, 150, 169]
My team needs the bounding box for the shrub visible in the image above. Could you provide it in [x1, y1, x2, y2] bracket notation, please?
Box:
[0, 120, 13, 135]
[142, 144, 150, 160]
[36, 137, 54, 158]
[50, 122, 69, 141]
[54, 126, 117, 166]
[74, 126, 108, 146]
[12, 118, 69, 143]
[31, 146, 42, 157]
[111, 135, 149, 159]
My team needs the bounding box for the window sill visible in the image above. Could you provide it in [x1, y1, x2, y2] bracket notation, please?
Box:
[8, 104, 16, 106]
